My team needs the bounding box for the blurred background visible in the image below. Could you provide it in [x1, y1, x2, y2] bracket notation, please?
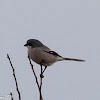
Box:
[0, 0, 100, 100]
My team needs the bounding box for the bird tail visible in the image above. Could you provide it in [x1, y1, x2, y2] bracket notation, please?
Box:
[63, 58, 85, 62]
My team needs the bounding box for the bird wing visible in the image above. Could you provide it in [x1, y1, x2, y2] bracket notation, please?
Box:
[41, 45, 62, 57]
[43, 50, 62, 57]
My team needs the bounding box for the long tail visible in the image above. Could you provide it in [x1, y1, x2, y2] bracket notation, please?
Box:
[64, 58, 85, 62]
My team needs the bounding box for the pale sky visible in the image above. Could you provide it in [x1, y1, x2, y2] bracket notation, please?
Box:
[0, 0, 100, 100]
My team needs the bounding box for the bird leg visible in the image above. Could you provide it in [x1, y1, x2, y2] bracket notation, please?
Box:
[42, 66, 47, 74]
[40, 65, 44, 78]
[40, 66, 47, 78]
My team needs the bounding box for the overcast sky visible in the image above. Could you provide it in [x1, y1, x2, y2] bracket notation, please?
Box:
[0, 0, 100, 100]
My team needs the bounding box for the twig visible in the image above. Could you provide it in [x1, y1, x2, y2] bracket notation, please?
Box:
[40, 65, 43, 100]
[28, 57, 43, 100]
[10, 92, 14, 100]
[7, 54, 21, 100]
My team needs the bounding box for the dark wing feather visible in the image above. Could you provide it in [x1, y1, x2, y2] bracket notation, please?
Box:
[44, 50, 62, 57]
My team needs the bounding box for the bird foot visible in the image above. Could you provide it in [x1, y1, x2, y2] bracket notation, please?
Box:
[40, 74, 44, 78]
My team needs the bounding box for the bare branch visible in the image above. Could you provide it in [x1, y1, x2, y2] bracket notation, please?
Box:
[39, 65, 43, 100]
[7, 54, 21, 100]
[28, 56, 43, 100]
[10, 92, 14, 100]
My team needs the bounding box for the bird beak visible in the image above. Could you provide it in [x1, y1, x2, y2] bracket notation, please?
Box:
[24, 44, 27, 46]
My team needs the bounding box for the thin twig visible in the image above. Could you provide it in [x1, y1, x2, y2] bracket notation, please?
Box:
[28, 57, 40, 90]
[7, 54, 21, 100]
[40, 65, 43, 100]
[28, 57, 43, 100]
[10, 92, 14, 100]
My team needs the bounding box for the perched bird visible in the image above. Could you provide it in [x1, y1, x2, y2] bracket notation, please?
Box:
[24, 39, 85, 75]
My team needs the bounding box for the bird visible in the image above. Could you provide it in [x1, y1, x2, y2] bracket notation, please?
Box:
[24, 39, 85, 76]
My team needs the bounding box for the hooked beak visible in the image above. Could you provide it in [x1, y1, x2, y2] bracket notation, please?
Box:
[24, 44, 27, 46]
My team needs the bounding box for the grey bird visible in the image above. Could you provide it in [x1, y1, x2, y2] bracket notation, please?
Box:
[24, 39, 85, 74]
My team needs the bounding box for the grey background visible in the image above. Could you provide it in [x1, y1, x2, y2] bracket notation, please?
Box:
[0, 0, 100, 100]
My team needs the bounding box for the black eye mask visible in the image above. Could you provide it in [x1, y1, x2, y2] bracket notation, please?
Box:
[27, 43, 32, 46]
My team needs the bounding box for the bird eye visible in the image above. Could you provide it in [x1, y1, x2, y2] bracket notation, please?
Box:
[27, 43, 32, 46]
